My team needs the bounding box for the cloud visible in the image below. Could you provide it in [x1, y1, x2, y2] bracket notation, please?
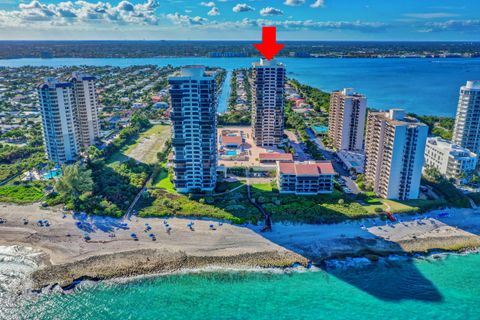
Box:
[260, 7, 283, 16]
[232, 3, 254, 13]
[310, 0, 325, 8]
[199, 18, 388, 33]
[200, 1, 215, 7]
[208, 7, 220, 16]
[255, 19, 388, 32]
[0, 0, 159, 26]
[421, 19, 480, 32]
[0, 0, 387, 35]
[284, 0, 305, 6]
[166, 12, 208, 25]
[404, 12, 459, 19]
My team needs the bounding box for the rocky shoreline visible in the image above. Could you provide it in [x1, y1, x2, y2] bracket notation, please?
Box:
[31, 249, 307, 290]
[31, 233, 480, 291]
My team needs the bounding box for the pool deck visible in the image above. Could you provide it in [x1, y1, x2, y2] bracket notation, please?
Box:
[218, 126, 288, 169]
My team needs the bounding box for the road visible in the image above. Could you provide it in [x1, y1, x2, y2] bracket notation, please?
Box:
[284, 130, 311, 162]
[305, 128, 360, 195]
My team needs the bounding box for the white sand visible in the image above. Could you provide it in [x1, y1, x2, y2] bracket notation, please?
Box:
[249, 207, 480, 258]
[0, 203, 290, 266]
[1, 203, 480, 267]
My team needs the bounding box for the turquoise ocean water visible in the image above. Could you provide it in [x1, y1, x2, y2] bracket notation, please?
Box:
[1, 57, 480, 116]
[21, 253, 480, 320]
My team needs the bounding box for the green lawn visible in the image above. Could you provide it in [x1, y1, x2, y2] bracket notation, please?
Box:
[153, 167, 176, 193]
[250, 183, 273, 192]
[384, 199, 448, 213]
[0, 184, 44, 204]
[360, 197, 386, 214]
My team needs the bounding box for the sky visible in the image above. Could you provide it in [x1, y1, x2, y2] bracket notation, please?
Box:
[0, 0, 479, 40]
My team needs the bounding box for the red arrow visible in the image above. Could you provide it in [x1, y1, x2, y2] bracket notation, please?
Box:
[253, 26, 285, 60]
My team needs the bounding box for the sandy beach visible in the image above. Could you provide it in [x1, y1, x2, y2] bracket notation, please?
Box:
[1, 203, 480, 289]
[0, 203, 305, 289]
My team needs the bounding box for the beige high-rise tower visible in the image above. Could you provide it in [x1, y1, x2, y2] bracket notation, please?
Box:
[328, 88, 367, 151]
[70, 72, 100, 148]
[364, 109, 428, 200]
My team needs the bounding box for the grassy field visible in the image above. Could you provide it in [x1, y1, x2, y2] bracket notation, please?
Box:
[0, 184, 44, 204]
[108, 125, 170, 166]
[383, 199, 448, 213]
[250, 183, 273, 192]
[153, 167, 176, 193]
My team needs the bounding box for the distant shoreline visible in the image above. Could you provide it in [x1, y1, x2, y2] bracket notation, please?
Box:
[1, 56, 480, 60]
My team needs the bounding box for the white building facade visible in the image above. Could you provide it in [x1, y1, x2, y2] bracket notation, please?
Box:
[424, 137, 477, 180]
[168, 66, 217, 193]
[452, 81, 480, 154]
[365, 109, 428, 200]
[38, 78, 79, 163]
[252, 59, 286, 147]
[328, 88, 367, 151]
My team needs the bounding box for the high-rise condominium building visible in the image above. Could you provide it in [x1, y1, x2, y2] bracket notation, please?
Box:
[452, 81, 480, 154]
[70, 72, 100, 147]
[252, 59, 286, 147]
[364, 109, 428, 200]
[168, 66, 217, 193]
[328, 88, 367, 151]
[38, 78, 79, 163]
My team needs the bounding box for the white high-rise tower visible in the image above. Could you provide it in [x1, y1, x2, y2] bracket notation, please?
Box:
[38, 78, 79, 163]
[70, 72, 100, 148]
[452, 81, 480, 154]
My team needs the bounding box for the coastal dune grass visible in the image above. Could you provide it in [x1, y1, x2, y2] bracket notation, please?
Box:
[0, 184, 44, 204]
[137, 189, 248, 224]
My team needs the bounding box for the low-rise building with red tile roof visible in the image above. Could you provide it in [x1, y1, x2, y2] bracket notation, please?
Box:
[276, 161, 336, 195]
[259, 152, 293, 164]
[221, 135, 243, 148]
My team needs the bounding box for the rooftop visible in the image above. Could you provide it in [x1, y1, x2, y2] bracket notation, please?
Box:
[465, 80, 480, 90]
[253, 58, 285, 68]
[221, 135, 243, 145]
[169, 65, 211, 79]
[427, 137, 477, 158]
[259, 153, 293, 162]
[278, 161, 335, 176]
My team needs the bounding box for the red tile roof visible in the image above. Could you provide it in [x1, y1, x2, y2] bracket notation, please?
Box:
[221, 135, 243, 145]
[279, 161, 335, 176]
[278, 162, 296, 175]
[259, 153, 293, 162]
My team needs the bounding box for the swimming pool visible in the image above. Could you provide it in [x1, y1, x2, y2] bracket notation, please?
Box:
[312, 125, 328, 135]
[43, 169, 62, 180]
[226, 150, 237, 156]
